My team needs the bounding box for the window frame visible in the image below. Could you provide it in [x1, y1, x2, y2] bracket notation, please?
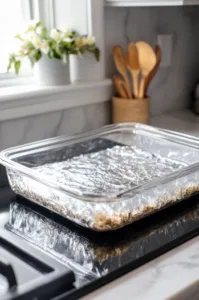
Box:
[0, 0, 33, 82]
[0, 0, 110, 122]
[0, 0, 105, 86]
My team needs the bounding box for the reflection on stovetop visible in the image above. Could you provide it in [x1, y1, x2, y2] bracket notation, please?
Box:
[4, 195, 199, 288]
[0, 274, 8, 297]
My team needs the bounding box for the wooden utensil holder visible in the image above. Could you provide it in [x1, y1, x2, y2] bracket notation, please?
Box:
[112, 96, 150, 124]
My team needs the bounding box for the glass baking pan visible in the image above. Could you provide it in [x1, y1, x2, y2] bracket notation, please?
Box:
[1, 123, 199, 232]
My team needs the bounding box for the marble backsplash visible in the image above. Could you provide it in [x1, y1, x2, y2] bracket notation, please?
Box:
[0, 102, 110, 150]
[0, 101, 110, 186]
[105, 6, 199, 116]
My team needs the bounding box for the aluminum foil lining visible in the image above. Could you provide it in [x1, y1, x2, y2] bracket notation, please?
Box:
[7, 201, 199, 284]
[34, 145, 186, 196]
[8, 144, 199, 231]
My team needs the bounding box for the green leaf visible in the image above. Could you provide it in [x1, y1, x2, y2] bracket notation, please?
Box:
[7, 60, 13, 72]
[41, 27, 48, 39]
[47, 49, 54, 59]
[69, 49, 78, 55]
[94, 48, 100, 62]
[35, 21, 41, 28]
[7, 55, 15, 72]
[79, 48, 85, 55]
[28, 50, 42, 68]
[34, 50, 42, 62]
[29, 56, 35, 67]
[53, 50, 61, 59]
[14, 60, 21, 74]
[55, 44, 62, 56]
[14, 34, 23, 41]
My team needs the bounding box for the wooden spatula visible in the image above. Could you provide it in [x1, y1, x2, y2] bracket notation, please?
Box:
[112, 46, 132, 99]
[144, 45, 161, 95]
[113, 75, 130, 99]
[127, 43, 140, 98]
[136, 41, 157, 99]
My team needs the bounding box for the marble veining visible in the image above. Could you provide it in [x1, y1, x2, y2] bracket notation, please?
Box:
[83, 237, 199, 300]
[105, 6, 199, 116]
[0, 101, 110, 151]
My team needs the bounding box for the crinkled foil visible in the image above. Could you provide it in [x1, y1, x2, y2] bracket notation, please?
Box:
[7, 201, 199, 285]
[34, 145, 185, 195]
[7, 144, 199, 231]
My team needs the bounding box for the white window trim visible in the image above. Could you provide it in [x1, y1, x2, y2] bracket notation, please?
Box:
[0, 0, 57, 83]
[31, 0, 55, 29]
[0, 0, 33, 81]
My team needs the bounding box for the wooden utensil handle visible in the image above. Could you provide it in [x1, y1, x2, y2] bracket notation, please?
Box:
[121, 81, 131, 99]
[113, 75, 131, 99]
[123, 74, 132, 99]
[131, 71, 139, 98]
[139, 77, 146, 99]
[119, 86, 128, 98]
[115, 82, 128, 98]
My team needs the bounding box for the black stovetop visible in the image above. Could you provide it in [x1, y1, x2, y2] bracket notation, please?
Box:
[0, 188, 75, 300]
[0, 186, 199, 300]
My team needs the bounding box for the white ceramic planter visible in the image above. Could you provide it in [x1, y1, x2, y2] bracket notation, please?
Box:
[69, 53, 101, 83]
[34, 56, 70, 86]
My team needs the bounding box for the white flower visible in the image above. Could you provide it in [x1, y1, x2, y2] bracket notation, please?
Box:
[65, 29, 73, 37]
[75, 37, 84, 48]
[50, 29, 62, 42]
[35, 26, 43, 35]
[81, 37, 88, 46]
[17, 44, 29, 56]
[32, 34, 42, 49]
[75, 36, 96, 48]
[63, 37, 72, 43]
[31, 34, 49, 53]
[58, 27, 72, 36]
[40, 41, 49, 54]
[22, 31, 35, 42]
[85, 36, 95, 46]
[25, 20, 38, 33]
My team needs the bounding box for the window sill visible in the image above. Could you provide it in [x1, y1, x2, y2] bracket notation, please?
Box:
[0, 79, 113, 121]
[105, 0, 199, 6]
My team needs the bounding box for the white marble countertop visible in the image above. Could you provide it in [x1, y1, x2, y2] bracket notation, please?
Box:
[152, 109, 199, 137]
[83, 109, 199, 300]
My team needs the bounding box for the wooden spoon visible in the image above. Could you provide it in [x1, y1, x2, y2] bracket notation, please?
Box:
[136, 41, 157, 99]
[112, 46, 132, 99]
[113, 75, 130, 99]
[144, 45, 161, 95]
[127, 42, 140, 98]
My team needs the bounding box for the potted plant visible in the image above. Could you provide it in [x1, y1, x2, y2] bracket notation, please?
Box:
[7, 21, 100, 86]
[69, 35, 100, 83]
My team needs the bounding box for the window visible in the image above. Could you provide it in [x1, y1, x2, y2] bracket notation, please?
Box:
[0, 0, 30, 78]
[0, 0, 107, 123]
[0, 0, 104, 87]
